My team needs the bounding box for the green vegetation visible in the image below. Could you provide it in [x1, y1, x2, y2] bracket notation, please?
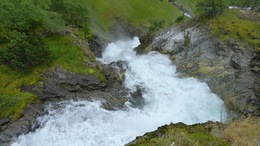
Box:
[0, 0, 100, 120]
[175, 13, 185, 23]
[170, 0, 203, 15]
[84, 0, 182, 38]
[0, 33, 50, 70]
[45, 35, 104, 79]
[229, 0, 260, 12]
[50, 0, 90, 36]
[129, 118, 260, 146]
[224, 117, 260, 146]
[196, 0, 227, 18]
[211, 9, 260, 51]
[128, 123, 229, 146]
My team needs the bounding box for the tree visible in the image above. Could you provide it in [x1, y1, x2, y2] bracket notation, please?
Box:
[50, 0, 90, 36]
[0, 33, 50, 70]
[196, 0, 227, 18]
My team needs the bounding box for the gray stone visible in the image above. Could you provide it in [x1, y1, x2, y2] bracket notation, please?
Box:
[0, 119, 9, 126]
[138, 23, 260, 117]
[0, 103, 44, 145]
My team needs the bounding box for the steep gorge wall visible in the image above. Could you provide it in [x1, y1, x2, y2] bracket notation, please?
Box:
[137, 22, 260, 117]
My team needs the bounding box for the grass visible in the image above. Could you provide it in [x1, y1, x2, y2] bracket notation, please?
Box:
[211, 9, 260, 51]
[129, 123, 229, 146]
[170, 0, 203, 15]
[0, 67, 38, 121]
[84, 0, 182, 39]
[45, 34, 106, 81]
[128, 117, 260, 146]
[224, 117, 260, 146]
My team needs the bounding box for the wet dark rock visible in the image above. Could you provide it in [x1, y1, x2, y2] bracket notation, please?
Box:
[231, 56, 242, 69]
[0, 119, 9, 127]
[0, 66, 129, 145]
[22, 67, 105, 101]
[21, 67, 129, 110]
[88, 35, 107, 58]
[110, 17, 143, 41]
[129, 86, 145, 109]
[0, 103, 44, 146]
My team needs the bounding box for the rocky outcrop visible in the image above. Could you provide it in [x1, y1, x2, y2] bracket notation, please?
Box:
[0, 103, 44, 146]
[21, 67, 128, 109]
[0, 66, 129, 145]
[168, 0, 193, 17]
[138, 22, 260, 117]
[88, 35, 107, 58]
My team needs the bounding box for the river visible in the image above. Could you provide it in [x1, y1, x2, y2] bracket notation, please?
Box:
[12, 37, 226, 146]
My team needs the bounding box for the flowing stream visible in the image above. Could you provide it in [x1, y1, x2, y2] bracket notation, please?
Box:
[12, 37, 226, 146]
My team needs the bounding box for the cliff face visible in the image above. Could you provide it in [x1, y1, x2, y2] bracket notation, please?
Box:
[137, 21, 260, 118]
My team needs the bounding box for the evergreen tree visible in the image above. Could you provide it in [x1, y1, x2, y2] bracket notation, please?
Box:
[196, 0, 227, 18]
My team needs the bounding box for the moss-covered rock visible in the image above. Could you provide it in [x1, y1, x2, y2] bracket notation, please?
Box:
[127, 118, 260, 146]
[127, 122, 229, 146]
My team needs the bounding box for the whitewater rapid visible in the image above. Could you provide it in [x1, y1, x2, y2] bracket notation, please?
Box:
[12, 37, 226, 146]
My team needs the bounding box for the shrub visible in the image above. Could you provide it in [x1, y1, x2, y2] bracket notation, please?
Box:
[0, 33, 50, 70]
[196, 0, 227, 18]
[176, 13, 185, 23]
[149, 19, 165, 32]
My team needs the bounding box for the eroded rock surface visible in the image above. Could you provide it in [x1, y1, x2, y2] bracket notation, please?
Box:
[0, 103, 44, 146]
[139, 23, 260, 117]
[0, 66, 129, 145]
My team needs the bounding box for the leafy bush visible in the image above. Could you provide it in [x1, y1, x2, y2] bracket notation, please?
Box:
[0, 33, 50, 70]
[196, 0, 227, 18]
[50, 0, 90, 36]
[176, 13, 185, 23]
[149, 19, 165, 32]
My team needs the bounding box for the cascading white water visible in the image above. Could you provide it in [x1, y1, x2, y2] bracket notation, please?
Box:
[12, 37, 226, 146]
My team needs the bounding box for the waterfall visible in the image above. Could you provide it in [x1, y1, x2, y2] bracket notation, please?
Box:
[12, 37, 226, 146]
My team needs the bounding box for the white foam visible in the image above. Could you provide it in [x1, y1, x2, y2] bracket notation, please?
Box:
[12, 37, 226, 146]
[184, 13, 192, 18]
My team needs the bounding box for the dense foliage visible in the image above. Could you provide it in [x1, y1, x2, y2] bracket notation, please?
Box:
[196, 0, 227, 18]
[0, 0, 90, 70]
[50, 0, 90, 35]
[0, 33, 50, 70]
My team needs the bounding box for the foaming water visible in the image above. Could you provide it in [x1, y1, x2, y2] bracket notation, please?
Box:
[12, 37, 226, 146]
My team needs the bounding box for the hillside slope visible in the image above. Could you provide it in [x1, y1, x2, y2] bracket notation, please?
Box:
[85, 0, 182, 39]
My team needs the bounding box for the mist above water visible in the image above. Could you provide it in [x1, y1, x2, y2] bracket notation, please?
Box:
[12, 37, 226, 146]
